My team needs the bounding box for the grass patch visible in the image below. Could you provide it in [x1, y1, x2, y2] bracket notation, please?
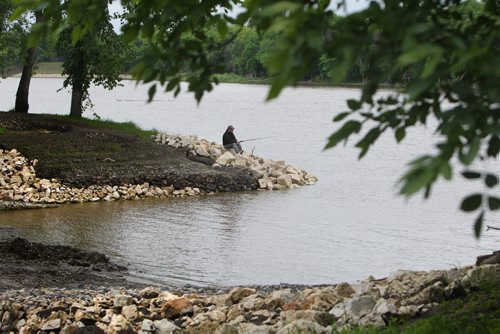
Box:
[0, 127, 6, 135]
[35, 62, 63, 75]
[47, 114, 158, 140]
[213, 73, 273, 85]
[335, 282, 500, 334]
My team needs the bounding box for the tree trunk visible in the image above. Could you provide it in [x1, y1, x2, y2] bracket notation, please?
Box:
[70, 84, 83, 118]
[14, 10, 43, 114]
[14, 47, 36, 113]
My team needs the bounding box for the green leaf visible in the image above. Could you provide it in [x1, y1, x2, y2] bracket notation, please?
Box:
[147, 84, 156, 102]
[406, 78, 434, 101]
[333, 112, 350, 122]
[460, 194, 482, 212]
[71, 25, 84, 45]
[166, 79, 179, 92]
[395, 128, 406, 143]
[485, 174, 499, 188]
[217, 19, 228, 37]
[440, 161, 452, 180]
[487, 136, 500, 157]
[347, 99, 361, 111]
[267, 75, 288, 100]
[142, 21, 154, 38]
[325, 121, 362, 149]
[488, 196, 500, 210]
[462, 171, 482, 179]
[259, 2, 301, 17]
[473, 211, 484, 238]
[355, 127, 381, 159]
[421, 49, 444, 78]
[122, 26, 138, 44]
[459, 137, 480, 165]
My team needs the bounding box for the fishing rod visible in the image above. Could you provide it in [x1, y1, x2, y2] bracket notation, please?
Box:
[239, 136, 275, 143]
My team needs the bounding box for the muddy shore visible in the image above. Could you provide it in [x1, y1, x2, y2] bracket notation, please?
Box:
[0, 228, 142, 291]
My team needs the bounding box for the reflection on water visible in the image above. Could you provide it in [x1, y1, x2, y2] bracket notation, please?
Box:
[0, 78, 498, 286]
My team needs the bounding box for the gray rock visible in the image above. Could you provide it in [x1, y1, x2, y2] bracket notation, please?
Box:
[345, 296, 376, 318]
[154, 319, 178, 334]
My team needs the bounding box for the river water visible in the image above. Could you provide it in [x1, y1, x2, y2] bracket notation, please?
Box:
[0, 77, 498, 287]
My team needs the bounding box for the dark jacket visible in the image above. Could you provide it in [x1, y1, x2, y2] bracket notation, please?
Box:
[223, 131, 237, 146]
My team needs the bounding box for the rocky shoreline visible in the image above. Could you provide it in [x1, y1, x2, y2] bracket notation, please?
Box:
[0, 141, 316, 208]
[154, 133, 318, 191]
[0, 236, 498, 334]
[0, 115, 317, 209]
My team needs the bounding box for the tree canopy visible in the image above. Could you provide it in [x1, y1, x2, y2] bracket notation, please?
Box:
[0, 0, 26, 78]
[57, 15, 125, 117]
[10, 0, 500, 236]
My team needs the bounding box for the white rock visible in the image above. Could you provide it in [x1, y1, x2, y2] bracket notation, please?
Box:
[330, 302, 347, 318]
[258, 179, 268, 189]
[215, 151, 235, 166]
[195, 145, 210, 157]
[41, 319, 61, 331]
[373, 298, 397, 315]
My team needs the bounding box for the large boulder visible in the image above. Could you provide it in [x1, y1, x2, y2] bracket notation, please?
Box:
[215, 152, 235, 166]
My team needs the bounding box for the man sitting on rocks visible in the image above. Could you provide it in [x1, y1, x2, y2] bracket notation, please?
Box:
[222, 125, 243, 153]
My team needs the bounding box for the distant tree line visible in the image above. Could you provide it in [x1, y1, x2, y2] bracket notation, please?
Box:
[13, 22, 421, 85]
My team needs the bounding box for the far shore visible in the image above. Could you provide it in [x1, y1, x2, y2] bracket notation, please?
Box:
[7, 71, 398, 90]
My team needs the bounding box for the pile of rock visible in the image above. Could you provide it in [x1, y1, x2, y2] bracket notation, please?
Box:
[154, 133, 318, 190]
[0, 149, 201, 206]
[1, 264, 498, 333]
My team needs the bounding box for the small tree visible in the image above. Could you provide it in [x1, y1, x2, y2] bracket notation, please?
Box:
[57, 17, 124, 118]
[14, 10, 43, 114]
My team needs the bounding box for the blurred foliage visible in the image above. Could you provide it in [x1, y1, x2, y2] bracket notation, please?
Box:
[9, 0, 500, 236]
[0, 0, 27, 77]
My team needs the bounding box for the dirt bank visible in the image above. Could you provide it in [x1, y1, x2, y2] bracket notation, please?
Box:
[0, 112, 257, 192]
[0, 231, 143, 291]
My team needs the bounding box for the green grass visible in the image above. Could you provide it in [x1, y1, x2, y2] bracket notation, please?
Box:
[35, 62, 63, 75]
[213, 73, 273, 85]
[335, 282, 500, 334]
[48, 114, 158, 140]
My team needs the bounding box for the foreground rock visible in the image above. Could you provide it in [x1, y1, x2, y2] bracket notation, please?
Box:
[1, 260, 498, 333]
[154, 133, 318, 191]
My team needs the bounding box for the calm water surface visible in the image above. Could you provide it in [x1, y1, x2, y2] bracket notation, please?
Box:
[0, 78, 498, 286]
